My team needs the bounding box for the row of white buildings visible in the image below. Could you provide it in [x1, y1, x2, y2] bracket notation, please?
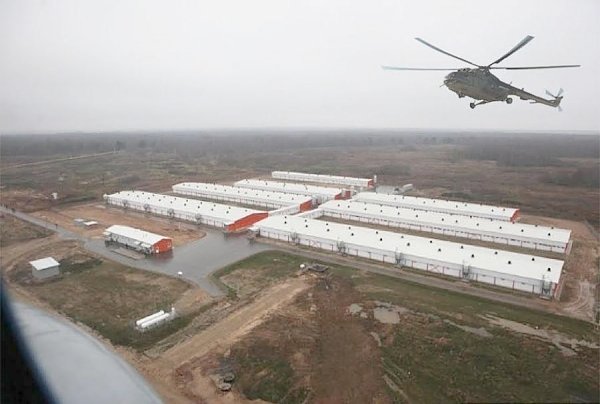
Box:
[252, 215, 564, 298]
[103, 170, 570, 298]
[317, 200, 571, 253]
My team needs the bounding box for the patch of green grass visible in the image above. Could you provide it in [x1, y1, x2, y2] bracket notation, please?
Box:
[210, 251, 306, 297]
[0, 216, 53, 247]
[234, 342, 296, 403]
[22, 259, 192, 351]
[382, 321, 598, 403]
[59, 256, 103, 274]
[346, 269, 597, 341]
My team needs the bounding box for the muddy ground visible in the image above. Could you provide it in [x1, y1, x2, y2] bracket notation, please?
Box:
[30, 203, 205, 246]
[206, 252, 599, 403]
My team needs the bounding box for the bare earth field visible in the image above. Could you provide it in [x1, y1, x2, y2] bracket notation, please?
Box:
[30, 203, 205, 246]
[0, 214, 53, 247]
[159, 251, 599, 403]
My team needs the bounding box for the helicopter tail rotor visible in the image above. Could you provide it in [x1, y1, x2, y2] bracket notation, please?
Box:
[545, 88, 564, 98]
[545, 88, 564, 111]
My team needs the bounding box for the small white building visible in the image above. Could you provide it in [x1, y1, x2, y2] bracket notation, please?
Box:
[103, 225, 173, 254]
[30, 257, 60, 280]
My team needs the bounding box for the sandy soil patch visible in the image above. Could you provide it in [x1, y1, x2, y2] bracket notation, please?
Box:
[31, 203, 205, 246]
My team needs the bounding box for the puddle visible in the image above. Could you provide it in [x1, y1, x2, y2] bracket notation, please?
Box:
[372, 301, 409, 324]
[348, 303, 363, 315]
[482, 315, 599, 356]
[444, 319, 492, 338]
[373, 307, 400, 324]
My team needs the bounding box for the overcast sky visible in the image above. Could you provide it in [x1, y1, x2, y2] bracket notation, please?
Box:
[1, 0, 598, 134]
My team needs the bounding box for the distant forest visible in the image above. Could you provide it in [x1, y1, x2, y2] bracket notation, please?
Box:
[2, 130, 598, 161]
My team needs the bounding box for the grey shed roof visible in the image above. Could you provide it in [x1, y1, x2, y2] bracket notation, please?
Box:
[30, 257, 60, 271]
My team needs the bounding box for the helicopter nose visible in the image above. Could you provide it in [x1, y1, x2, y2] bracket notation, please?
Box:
[444, 75, 455, 86]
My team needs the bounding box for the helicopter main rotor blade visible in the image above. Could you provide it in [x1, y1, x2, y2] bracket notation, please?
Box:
[382, 66, 462, 71]
[414, 38, 481, 68]
[489, 64, 581, 70]
[487, 35, 534, 67]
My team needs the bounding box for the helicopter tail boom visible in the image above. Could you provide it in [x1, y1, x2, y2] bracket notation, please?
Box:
[511, 86, 564, 109]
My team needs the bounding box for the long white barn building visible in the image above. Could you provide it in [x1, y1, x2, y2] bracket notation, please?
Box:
[104, 191, 268, 232]
[253, 215, 563, 298]
[319, 200, 571, 253]
[234, 179, 349, 203]
[172, 182, 314, 212]
[354, 192, 520, 222]
[272, 171, 374, 188]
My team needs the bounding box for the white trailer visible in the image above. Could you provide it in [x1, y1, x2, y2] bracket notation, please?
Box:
[135, 310, 165, 327]
[139, 312, 171, 329]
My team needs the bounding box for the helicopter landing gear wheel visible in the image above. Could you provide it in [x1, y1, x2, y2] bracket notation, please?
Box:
[505, 97, 513, 104]
[469, 102, 476, 109]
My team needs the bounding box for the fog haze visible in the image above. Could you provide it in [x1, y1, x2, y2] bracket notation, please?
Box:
[1, 0, 598, 133]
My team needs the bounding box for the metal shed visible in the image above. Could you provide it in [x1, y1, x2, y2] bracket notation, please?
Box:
[104, 225, 172, 254]
[253, 215, 564, 298]
[272, 171, 374, 188]
[172, 182, 314, 212]
[103, 191, 268, 232]
[354, 192, 520, 222]
[234, 179, 348, 203]
[30, 257, 60, 280]
[319, 200, 571, 253]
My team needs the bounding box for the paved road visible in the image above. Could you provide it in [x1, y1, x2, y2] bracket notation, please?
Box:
[1, 206, 271, 297]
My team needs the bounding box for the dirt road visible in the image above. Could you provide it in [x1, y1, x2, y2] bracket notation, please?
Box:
[162, 277, 310, 367]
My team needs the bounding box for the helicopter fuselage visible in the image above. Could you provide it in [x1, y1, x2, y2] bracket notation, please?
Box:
[443, 68, 561, 108]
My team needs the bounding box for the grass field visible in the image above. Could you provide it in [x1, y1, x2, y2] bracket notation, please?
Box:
[0, 215, 52, 247]
[9, 250, 194, 351]
[219, 251, 598, 403]
[211, 251, 303, 298]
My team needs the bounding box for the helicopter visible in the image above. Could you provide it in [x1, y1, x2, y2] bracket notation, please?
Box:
[382, 36, 580, 109]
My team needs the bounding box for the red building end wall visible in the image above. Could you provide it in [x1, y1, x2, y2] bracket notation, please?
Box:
[226, 212, 269, 232]
[510, 209, 521, 222]
[299, 200, 313, 212]
[367, 179, 375, 188]
[334, 191, 352, 200]
[153, 238, 173, 254]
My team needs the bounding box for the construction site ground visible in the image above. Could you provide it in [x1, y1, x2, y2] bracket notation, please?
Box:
[127, 250, 598, 403]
